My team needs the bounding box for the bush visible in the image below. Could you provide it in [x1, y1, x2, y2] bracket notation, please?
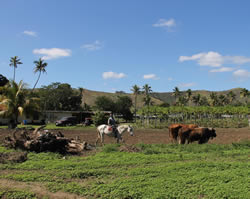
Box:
[93, 111, 108, 126]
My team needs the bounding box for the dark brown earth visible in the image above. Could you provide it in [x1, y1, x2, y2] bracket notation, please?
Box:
[1, 127, 249, 146]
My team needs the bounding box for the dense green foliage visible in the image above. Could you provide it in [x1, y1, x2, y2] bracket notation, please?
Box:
[139, 105, 250, 115]
[115, 96, 133, 121]
[93, 111, 109, 126]
[37, 82, 82, 111]
[0, 142, 249, 198]
[94, 95, 133, 121]
[137, 105, 250, 128]
[0, 80, 41, 128]
[0, 74, 9, 87]
[94, 96, 116, 112]
[0, 189, 36, 199]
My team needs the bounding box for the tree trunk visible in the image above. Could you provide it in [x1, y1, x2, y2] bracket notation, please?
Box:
[13, 67, 16, 82]
[33, 72, 41, 91]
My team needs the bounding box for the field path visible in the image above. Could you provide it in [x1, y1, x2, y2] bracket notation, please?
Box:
[0, 179, 85, 199]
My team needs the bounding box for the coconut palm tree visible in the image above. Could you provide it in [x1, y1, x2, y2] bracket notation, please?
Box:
[9, 56, 22, 82]
[218, 94, 229, 106]
[240, 88, 249, 105]
[172, 87, 181, 104]
[199, 96, 209, 106]
[33, 58, 48, 90]
[177, 96, 188, 106]
[209, 92, 218, 106]
[142, 84, 152, 95]
[192, 94, 201, 106]
[0, 80, 40, 128]
[142, 84, 153, 125]
[131, 85, 140, 122]
[186, 89, 192, 101]
[227, 91, 236, 105]
[142, 84, 152, 107]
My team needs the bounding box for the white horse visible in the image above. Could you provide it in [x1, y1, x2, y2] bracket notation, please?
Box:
[96, 124, 134, 146]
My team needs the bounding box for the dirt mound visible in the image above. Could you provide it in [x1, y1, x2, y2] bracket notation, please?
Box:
[0, 151, 27, 164]
[119, 145, 141, 152]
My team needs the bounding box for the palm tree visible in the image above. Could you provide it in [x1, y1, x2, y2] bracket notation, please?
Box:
[177, 96, 188, 106]
[142, 84, 152, 108]
[172, 87, 181, 104]
[33, 58, 48, 90]
[186, 89, 192, 101]
[218, 94, 229, 106]
[0, 80, 40, 128]
[192, 94, 201, 106]
[210, 92, 218, 106]
[142, 84, 152, 125]
[143, 95, 153, 107]
[227, 91, 236, 105]
[131, 85, 140, 122]
[9, 56, 22, 82]
[142, 84, 152, 95]
[200, 96, 209, 106]
[240, 88, 249, 105]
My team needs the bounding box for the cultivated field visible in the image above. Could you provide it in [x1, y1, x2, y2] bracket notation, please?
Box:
[0, 127, 249, 199]
[0, 127, 250, 145]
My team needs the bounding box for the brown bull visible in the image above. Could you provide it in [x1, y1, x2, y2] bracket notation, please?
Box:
[168, 123, 198, 142]
[179, 127, 216, 144]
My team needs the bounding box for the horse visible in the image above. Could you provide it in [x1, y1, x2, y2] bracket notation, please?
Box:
[96, 124, 134, 146]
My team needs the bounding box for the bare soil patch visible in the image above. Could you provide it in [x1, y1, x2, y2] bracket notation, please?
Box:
[1, 127, 248, 146]
[0, 179, 85, 199]
[0, 151, 27, 164]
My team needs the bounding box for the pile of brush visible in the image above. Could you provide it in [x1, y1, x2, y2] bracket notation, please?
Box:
[4, 125, 92, 154]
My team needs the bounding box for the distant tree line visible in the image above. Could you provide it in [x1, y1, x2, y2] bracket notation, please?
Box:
[1, 55, 249, 128]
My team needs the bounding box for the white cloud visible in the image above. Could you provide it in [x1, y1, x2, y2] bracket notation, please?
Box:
[209, 67, 234, 73]
[81, 40, 103, 51]
[102, 71, 126, 79]
[23, 30, 37, 37]
[143, 74, 159, 80]
[233, 69, 250, 80]
[168, 77, 173, 81]
[153, 18, 176, 28]
[179, 51, 223, 67]
[33, 48, 72, 60]
[179, 82, 196, 88]
[225, 56, 250, 65]
[179, 51, 250, 67]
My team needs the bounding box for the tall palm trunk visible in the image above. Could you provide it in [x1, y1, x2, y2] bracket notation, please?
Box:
[13, 67, 16, 82]
[134, 94, 137, 122]
[33, 71, 41, 90]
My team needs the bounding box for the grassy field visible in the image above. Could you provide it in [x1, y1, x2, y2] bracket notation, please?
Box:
[0, 142, 249, 199]
[0, 123, 96, 130]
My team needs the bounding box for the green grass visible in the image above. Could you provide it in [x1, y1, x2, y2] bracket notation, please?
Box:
[0, 142, 249, 198]
[0, 188, 36, 199]
[0, 123, 96, 130]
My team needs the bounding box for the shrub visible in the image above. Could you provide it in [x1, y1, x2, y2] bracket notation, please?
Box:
[92, 111, 108, 126]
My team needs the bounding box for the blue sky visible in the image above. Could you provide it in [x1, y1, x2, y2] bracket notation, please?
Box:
[0, 0, 250, 93]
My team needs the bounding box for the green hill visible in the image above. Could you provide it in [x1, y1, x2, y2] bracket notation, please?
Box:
[82, 88, 248, 107]
[151, 88, 247, 104]
[81, 89, 163, 108]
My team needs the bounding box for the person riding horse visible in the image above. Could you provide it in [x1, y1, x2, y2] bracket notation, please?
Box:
[108, 113, 118, 138]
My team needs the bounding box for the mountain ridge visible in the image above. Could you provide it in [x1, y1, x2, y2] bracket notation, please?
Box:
[82, 88, 247, 107]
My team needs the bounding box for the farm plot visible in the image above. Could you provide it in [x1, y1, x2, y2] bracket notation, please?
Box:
[1, 127, 249, 145]
[41, 127, 250, 145]
[0, 127, 249, 199]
